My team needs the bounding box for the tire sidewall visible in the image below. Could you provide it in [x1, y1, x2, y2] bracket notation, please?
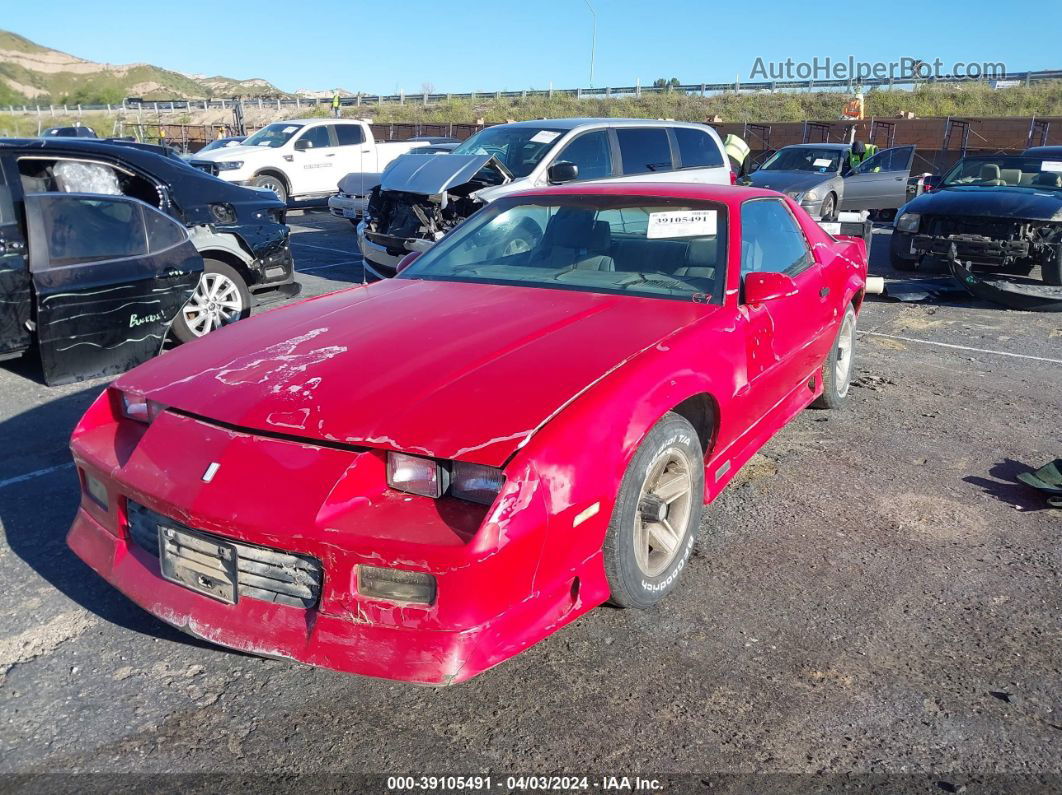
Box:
[253, 174, 288, 204]
[816, 304, 857, 408]
[604, 414, 705, 608]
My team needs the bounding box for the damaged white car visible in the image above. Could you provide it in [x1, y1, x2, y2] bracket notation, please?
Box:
[357, 118, 733, 278]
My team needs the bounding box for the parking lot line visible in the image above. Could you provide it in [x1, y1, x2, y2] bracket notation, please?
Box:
[864, 331, 1062, 364]
[290, 241, 357, 256]
[0, 462, 74, 490]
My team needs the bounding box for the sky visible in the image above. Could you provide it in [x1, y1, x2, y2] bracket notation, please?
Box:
[5, 0, 1060, 95]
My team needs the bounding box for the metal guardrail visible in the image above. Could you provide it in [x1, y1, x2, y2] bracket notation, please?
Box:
[4, 69, 1061, 115]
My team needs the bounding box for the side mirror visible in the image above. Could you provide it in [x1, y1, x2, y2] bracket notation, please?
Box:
[547, 161, 579, 184]
[396, 251, 421, 274]
[743, 271, 798, 304]
[293, 138, 310, 152]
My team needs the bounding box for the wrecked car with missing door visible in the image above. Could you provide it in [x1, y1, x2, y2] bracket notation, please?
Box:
[891, 154, 1062, 293]
[67, 183, 866, 684]
[2, 138, 299, 347]
[358, 118, 733, 278]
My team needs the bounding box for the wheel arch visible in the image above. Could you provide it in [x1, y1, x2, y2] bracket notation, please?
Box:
[196, 248, 254, 290]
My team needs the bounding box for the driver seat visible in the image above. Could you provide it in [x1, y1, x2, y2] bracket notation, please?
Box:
[534, 209, 615, 271]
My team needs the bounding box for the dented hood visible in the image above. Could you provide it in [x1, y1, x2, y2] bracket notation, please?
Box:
[380, 153, 507, 195]
[116, 279, 710, 467]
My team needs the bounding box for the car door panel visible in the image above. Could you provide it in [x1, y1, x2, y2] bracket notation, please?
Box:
[0, 159, 31, 357]
[293, 126, 339, 195]
[25, 193, 202, 385]
[841, 146, 917, 210]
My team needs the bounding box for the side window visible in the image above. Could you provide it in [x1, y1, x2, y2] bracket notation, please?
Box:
[143, 205, 189, 253]
[740, 199, 811, 278]
[616, 128, 673, 175]
[554, 130, 613, 181]
[674, 128, 724, 168]
[298, 126, 333, 149]
[33, 195, 147, 266]
[855, 148, 911, 174]
[335, 124, 365, 146]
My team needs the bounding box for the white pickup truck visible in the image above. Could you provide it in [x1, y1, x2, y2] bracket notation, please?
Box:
[189, 118, 421, 204]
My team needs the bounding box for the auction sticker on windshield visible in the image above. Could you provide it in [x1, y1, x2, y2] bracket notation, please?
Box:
[813, 158, 833, 167]
[530, 130, 561, 144]
[1041, 160, 1062, 173]
[647, 209, 718, 238]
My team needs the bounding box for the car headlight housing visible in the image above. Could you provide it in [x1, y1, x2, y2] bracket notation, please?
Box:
[896, 212, 921, 233]
[386, 452, 505, 505]
[209, 203, 237, 223]
[115, 390, 165, 424]
[215, 161, 244, 171]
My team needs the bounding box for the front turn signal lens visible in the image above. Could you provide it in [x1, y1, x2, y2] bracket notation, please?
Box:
[450, 461, 505, 505]
[387, 452, 445, 498]
[358, 566, 437, 605]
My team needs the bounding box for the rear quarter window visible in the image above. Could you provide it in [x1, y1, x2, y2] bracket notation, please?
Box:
[35, 195, 148, 266]
[675, 128, 724, 168]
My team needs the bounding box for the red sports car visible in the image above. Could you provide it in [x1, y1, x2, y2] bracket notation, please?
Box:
[67, 183, 867, 685]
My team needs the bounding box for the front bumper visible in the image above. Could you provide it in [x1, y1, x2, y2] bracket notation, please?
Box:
[799, 196, 828, 218]
[65, 408, 599, 684]
[358, 225, 401, 279]
[328, 194, 366, 220]
[913, 233, 1029, 264]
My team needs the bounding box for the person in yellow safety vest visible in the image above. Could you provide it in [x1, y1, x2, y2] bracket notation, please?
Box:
[331, 91, 341, 118]
[847, 140, 878, 173]
[723, 133, 751, 178]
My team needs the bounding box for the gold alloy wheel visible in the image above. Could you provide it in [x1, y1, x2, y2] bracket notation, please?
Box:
[633, 448, 694, 578]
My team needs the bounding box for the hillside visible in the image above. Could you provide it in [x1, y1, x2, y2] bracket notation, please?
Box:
[0, 30, 288, 105]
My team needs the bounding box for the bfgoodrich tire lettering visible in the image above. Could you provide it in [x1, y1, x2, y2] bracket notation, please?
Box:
[603, 412, 705, 609]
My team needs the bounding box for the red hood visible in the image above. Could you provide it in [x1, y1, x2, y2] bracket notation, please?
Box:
[118, 279, 711, 466]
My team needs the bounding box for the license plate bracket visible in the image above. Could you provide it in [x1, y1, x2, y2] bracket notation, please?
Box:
[158, 525, 238, 604]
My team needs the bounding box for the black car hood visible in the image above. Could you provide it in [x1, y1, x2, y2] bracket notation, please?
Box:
[745, 170, 836, 193]
[905, 185, 1062, 222]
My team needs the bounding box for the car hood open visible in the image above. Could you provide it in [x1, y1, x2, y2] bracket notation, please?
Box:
[380, 153, 510, 195]
[116, 279, 710, 467]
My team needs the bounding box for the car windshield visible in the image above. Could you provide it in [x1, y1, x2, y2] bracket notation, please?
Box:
[242, 123, 303, 148]
[942, 156, 1062, 191]
[402, 196, 727, 304]
[450, 126, 566, 178]
[760, 147, 844, 173]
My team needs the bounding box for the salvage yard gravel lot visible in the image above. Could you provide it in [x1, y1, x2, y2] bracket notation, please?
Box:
[0, 213, 1059, 788]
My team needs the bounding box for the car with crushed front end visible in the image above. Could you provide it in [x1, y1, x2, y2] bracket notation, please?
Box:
[66, 182, 868, 684]
[890, 153, 1062, 287]
[1, 137, 300, 348]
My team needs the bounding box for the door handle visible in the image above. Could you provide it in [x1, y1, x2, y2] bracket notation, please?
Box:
[819, 286, 830, 298]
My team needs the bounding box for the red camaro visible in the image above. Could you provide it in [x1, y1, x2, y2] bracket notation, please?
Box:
[67, 183, 867, 685]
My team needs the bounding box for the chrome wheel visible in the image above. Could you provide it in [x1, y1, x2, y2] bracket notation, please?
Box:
[834, 309, 856, 397]
[182, 272, 244, 337]
[633, 449, 694, 577]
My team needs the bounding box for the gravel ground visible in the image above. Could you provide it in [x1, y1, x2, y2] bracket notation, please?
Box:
[0, 213, 1059, 793]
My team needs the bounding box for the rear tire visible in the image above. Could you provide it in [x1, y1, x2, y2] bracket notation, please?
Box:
[172, 260, 251, 343]
[813, 304, 856, 409]
[603, 413, 705, 609]
[252, 173, 288, 204]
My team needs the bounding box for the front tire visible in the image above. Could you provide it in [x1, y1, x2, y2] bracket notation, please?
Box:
[813, 303, 856, 409]
[819, 193, 836, 221]
[252, 173, 288, 204]
[172, 260, 251, 343]
[603, 413, 705, 609]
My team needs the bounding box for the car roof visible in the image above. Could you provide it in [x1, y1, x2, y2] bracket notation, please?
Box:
[483, 118, 720, 131]
[1024, 146, 1062, 156]
[509, 181, 778, 205]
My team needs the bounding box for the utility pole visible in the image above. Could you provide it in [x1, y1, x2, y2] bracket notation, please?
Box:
[584, 0, 596, 88]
